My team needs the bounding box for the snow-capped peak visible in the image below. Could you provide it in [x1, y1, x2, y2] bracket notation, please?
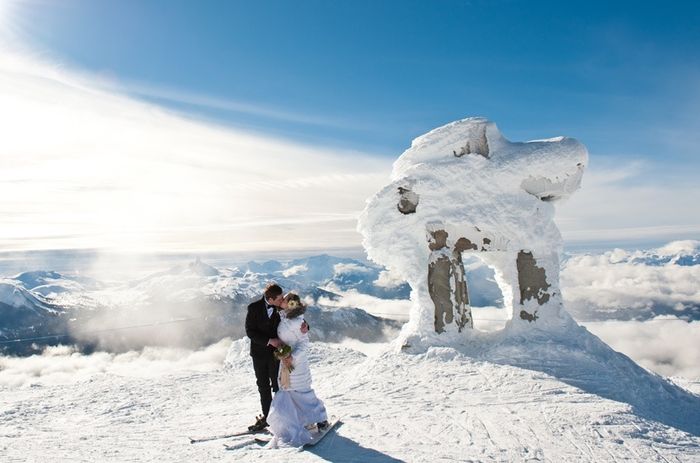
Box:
[187, 257, 219, 276]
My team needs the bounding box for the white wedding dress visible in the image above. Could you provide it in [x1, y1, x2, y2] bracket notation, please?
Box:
[266, 313, 328, 448]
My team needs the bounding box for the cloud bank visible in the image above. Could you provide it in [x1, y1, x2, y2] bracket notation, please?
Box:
[561, 240, 700, 321]
[557, 240, 700, 380]
[583, 319, 700, 380]
[0, 338, 231, 387]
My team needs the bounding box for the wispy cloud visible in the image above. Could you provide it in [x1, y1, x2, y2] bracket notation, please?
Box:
[555, 157, 700, 244]
[102, 78, 357, 130]
[0, 46, 391, 253]
[1, 42, 697, 254]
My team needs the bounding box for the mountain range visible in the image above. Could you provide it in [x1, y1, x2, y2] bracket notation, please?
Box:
[0, 255, 410, 355]
[2, 241, 698, 354]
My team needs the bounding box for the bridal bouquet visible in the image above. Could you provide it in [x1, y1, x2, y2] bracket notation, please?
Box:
[274, 344, 294, 389]
[274, 344, 295, 371]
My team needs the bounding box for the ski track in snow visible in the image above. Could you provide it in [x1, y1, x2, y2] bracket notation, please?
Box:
[1, 342, 699, 462]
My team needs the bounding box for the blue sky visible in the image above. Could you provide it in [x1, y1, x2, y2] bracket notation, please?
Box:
[0, 0, 698, 254]
[11, 0, 700, 156]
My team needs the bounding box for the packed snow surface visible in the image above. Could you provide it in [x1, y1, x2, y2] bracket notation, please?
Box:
[1, 334, 698, 462]
[1, 244, 699, 461]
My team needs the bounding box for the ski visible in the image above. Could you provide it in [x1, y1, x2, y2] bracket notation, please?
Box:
[251, 416, 341, 448]
[224, 438, 266, 450]
[189, 428, 269, 444]
[305, 416, 341, 447]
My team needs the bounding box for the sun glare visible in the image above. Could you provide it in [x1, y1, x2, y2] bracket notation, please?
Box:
[0, 0, 17, 34]
[0, 0, 28, 30]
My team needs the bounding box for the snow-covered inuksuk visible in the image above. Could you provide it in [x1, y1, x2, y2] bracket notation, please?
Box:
[358, 117, 588, 347]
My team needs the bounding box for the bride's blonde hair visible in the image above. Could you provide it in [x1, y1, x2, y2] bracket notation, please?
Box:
[284, 293, 306, 318]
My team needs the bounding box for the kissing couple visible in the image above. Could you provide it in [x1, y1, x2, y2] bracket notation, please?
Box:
[245, 282, 329, 447]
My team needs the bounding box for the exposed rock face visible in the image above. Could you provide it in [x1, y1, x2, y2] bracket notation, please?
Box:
[427, 227, 472, 333]
[517, 251, 551, 306]
[397, 187, 419, 214]
[358, 117, 588, 345]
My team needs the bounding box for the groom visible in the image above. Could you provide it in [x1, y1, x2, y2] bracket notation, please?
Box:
[245, 282, 284, 432]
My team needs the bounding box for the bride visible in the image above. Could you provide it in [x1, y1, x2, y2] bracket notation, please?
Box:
[266, 293, 329, 447]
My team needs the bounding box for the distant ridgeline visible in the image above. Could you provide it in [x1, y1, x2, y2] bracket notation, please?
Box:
[0, 256, 411, 356]
[3, 242, 697, 355]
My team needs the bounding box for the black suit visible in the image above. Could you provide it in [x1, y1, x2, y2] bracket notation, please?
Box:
[245, 296, 281, 418]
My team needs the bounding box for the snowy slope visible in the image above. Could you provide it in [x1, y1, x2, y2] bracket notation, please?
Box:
[628, 240, 700, 267]
[0, 280, 59, 315]
[1, 336, 698, 462]
[0, 280, 65, 345]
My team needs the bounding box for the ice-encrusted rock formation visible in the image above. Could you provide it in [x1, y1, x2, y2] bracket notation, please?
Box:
[358, 117, 587, 346]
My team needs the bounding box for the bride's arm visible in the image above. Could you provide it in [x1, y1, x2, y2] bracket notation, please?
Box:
[285, 318, 308, 354]
[294, 317, 310, 352]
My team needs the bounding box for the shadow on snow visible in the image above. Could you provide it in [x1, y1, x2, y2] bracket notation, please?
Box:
[462, 325, 700, 437]
[308, 423, 406, 463]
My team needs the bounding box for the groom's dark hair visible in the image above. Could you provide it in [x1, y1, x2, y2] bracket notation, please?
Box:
[263, 282, 283, 301]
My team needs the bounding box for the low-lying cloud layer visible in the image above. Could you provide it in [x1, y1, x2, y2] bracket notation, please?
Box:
[558, 241, 700, 379]
[0, 338, 231, 387]
[561, 241, 700, 321]
[582, 319, 700, 380]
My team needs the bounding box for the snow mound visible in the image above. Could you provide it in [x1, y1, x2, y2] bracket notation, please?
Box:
[359, 117, 587, 344]
[223, 337, 253, 370]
